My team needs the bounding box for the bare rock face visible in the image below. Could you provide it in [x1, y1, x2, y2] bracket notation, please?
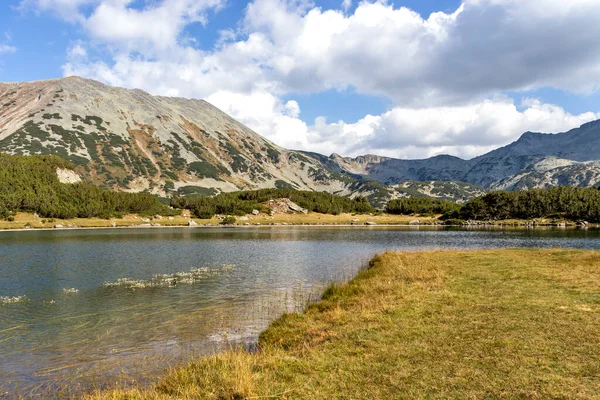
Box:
[56, 168, 81, 184]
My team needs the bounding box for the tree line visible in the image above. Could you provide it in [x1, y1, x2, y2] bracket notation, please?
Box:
[385, 186, 600, 223]
[0, 154, 175, 219]
[171, 188, 374, 218]
[386, 197, 460, 215]
[448, 186, 600, 222]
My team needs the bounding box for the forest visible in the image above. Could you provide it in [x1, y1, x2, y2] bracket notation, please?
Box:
[445, 186, 600, 222]
[386, 197, 460, 215]
[0, 154, 175, 219]
[171, 188, 374, 218]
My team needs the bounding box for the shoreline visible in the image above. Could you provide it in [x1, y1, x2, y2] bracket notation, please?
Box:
[87, 249, 600, 399]
[0, 211, 596, 233]
[0, 221, 595, 233]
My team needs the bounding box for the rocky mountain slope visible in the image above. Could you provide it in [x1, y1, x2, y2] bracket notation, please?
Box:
[1, 76, 599, 204]
[0, 77, 355, 197]
[325, 120, 600, 190]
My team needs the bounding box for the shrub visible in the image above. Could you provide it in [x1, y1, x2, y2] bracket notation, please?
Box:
[221, 216, 237, 225]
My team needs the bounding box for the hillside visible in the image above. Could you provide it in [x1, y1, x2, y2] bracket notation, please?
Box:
[2, 76, 600, 200]
[0, 77, 352, 197]
[325, 121, 600, 190]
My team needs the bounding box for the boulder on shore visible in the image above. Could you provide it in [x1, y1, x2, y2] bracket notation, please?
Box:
[188, 220, 198, 227]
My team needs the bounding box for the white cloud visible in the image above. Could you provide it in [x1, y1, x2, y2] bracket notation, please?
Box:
[84, 0, 225, 53]
[32, 0, 600, 158]
[205, 91, 599, 160]
[0, 44, 17, 54]
[18, 0, 98, 22]
[341, 0, 351, 12]
[67, 41, 87, 60]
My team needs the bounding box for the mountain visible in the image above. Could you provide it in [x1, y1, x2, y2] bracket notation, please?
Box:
[0, 76, 355, 197]
[325, 121, 600, 190]
[1, 76, 599, 205]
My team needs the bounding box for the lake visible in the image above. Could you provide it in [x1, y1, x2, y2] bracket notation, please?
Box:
[1, 226, 599, 398]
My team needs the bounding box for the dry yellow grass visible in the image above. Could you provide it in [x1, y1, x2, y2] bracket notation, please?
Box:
[88, 249, 600, 399]
[0, 212, 436, 230]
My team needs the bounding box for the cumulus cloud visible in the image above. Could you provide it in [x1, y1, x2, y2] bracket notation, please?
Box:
[31, 0, 600, 158]
[206, 90, 599, 160]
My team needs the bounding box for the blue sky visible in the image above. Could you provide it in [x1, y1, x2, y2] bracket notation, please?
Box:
[1, 0, 600, 159]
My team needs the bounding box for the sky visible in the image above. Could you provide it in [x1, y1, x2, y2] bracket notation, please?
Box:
[1, 0, 600, 160]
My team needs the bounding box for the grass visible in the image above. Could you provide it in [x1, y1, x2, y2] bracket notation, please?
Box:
[88, 249, 600, 399]
[233, 212, 439, 225]
[0, 212, 437, 230]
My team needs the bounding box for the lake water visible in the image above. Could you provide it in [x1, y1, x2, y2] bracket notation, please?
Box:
[1, 226, 599, 398]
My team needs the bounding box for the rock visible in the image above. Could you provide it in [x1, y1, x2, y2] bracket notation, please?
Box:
[252, 209, 260, 216]
[141, 218, 150, 223]
[409, 219, 420, 225]
[54, 224, 64, 229]
[168, 216, 175, 220]
[139, 223, 152, 227]
[153, 215, 163, 220]
[56, 168, 81, 184]
[238, 216, 249, 221]
[365, 221, 377, 226]
[287, 200, 308, 214]
[188, 220, 198, 227]
[33, 213, 39, 218]
[110, 222, 117, 228]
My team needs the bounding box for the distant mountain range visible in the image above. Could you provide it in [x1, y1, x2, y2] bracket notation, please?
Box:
[1, 77, 599, 205]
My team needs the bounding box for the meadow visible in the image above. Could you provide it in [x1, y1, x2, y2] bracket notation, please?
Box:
[88, 249, 600, 399]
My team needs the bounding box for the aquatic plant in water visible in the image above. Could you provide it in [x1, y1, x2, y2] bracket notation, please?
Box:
[0, 295, 27, 305]
[103, 265, 235, 290]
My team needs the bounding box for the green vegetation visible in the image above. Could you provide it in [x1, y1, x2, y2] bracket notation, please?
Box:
[176, 186, 218, 197]
[386, 197, 460, 215]
[451, 186, 600, 222]
[0, 154, 176, 219]
[42, 113, 62, 120]
[91, 249, 600, 399]
[171, 189, 374, 219]
[220, 216, 237, 225]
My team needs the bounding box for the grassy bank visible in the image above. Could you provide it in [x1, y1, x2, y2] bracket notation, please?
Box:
[90, 249, 600, 399]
